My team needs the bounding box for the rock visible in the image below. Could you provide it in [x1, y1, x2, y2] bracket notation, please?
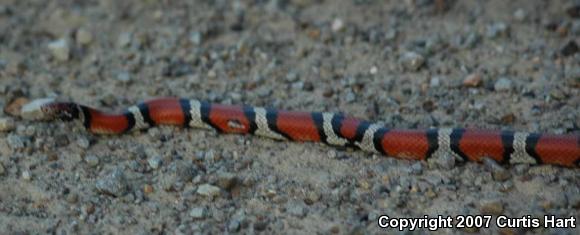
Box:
[561, 40, 579, 57]
[430, 76, 441, 87]
[482, 158, 511, 181]
[76, 137, 90, 149]
[84, 155, 100, 167]
[369, 66, 378, 75]
[331, 18, 344, 32]
[286, 201, 308, 218]
[0, 118, 15, 132]
[513, 9, 526, 21]
[75, 28, 93, 45]
[479, 199, 504, 215]
[148, 157, 162, 170]
[189, 31, 202, 45]
[7, 134, 25, 150]
[116, 71, 131, 83]
[463, 73, 483, 87]
[486, 22, 509, 38]
[189, 207, 207, 219]
[143, 184, 154, 194]
[196, 184, 221, 197]
[118, 32, 132, 48]
[0, 162, 5, 176]
[494, 77, 513, 92]
[410, 162, 423, 175]
[399, 52, 425, 71]
[21, 170, 32, 180]
[175, 161, 197, 182]
[47, 39, 70, 62]
[96, 168, 128, 197]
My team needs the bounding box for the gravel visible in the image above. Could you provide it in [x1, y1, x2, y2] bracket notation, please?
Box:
[96, 168, 128, 197]
[2, 1, 579, 234]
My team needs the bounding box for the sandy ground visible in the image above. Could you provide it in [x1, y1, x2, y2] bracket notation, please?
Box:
[0, 0, 579, 234]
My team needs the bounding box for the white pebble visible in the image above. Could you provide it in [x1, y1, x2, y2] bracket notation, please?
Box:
[118, 32, 132, 48]
[48, 39, 70, 62]
[22, 170, 32, 180]
[494, 77, 513, 91]
[196, 184, 221, 197]
[148, 157, 162, 170]
[369, 66, 378, 75]
[189, 207, 207, 219]
[331, 18, 344, 32]
[0, 118, 15, 132]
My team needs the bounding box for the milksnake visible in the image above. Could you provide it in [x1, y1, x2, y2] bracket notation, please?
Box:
[22, 97, 579, 167]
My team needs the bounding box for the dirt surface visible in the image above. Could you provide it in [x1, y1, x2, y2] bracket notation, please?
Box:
[0, 0, 579, 234]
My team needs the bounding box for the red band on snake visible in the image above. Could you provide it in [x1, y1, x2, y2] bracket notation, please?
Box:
[30, 97, 580, 167]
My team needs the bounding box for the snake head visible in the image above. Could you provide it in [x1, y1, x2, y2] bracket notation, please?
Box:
[21, 98, 80, 121]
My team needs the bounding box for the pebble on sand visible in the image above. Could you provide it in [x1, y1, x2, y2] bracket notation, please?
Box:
[96, 168, 128, 197]
[197, 184, 221, 197]
[399, 52, 425, 71]
[479, 199, 504, 215]
[0, 118, 15, 132]
[494, 77, 513, 92]
[331, 18, 344, 32]
[47, 39, 70, 62]
[463, 73, 483, 87]
[75, 28, 93, 45]
[189, 207, 207, 219]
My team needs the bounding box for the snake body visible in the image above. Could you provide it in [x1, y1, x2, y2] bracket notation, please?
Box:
[23, 97, 579, 167]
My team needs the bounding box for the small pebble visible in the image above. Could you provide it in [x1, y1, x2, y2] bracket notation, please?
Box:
[148, 157, 162, 170]
[84, 155, 100, 167]
[75, 28, 93, 45]
[486, 22, 509, 38]
[118, 32, 132, 48]
[513, 9, 526, 21]
[189, 207, 207, 219]
[331, 18, 344, 32]
[479, 199, 504, 215]
[430, 76, 441, 87]
[143, 184, 154, 194]
[369, 66, 378, 75]
[482, 158, 511, 181]
[116, 71, 131, 83]
[410, 162, 423, 175]
[7, 134, 25, 150]
[399, 52, 425, 71]
[286, 201, 307, 218]
[189, 31, 202, 45]
[96, 168, 128, 197]
[196, 184, 221, 197]
[463, 73, 483, 87]
[47, 39, 70, 62]
[76, 137, 90, 149]
[494, 77, 513, 92]
[22, 170, 32, 180]
[0, 118, 15, 132]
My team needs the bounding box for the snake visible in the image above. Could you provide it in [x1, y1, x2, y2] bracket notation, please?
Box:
[21, 97, 579, 167]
